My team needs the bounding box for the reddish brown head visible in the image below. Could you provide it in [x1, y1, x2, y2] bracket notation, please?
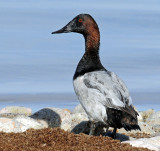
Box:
[52, 14, 100, 52]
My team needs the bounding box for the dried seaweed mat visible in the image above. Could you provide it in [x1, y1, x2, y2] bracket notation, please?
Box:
[0, 128, 152, 151]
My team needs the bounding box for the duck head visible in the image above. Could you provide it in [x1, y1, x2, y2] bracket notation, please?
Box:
[52, 14, 99, 36]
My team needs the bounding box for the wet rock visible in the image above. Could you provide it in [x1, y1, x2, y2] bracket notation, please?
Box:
[146, 111, 160, 132]
[0, 106, 32, 116]
[30, 108, 71, 131]
[124, 136, 160, 151]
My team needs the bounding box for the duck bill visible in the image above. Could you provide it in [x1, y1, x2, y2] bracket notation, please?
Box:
[52, 23, 72, 34]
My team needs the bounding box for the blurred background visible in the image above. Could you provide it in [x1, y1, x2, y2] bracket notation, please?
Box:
[0, 0, 160, 112]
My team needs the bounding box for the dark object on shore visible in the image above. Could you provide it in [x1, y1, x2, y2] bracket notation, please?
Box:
[52, 14, 140, 138]
[0, 128, 151, 151]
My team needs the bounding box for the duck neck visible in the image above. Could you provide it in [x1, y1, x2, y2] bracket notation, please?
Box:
[83, 30, 101, 67]
[73, 31, 104, 80]
[84, 29, 100, 55]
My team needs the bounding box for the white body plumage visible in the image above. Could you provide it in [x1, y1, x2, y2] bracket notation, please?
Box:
[73, 70, 132, 124]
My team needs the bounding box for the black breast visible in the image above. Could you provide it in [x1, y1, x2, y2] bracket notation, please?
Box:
[73, 51, 105, 80]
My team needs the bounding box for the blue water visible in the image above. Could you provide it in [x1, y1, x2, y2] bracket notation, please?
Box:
[0, 93, 79, 113]
[0, 0, 160, 111]
[0, 92, 159, 113]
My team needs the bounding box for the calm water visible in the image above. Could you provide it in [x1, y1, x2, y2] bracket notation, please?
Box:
[0, 0, 160, 111]
[0, 93, 160, 113]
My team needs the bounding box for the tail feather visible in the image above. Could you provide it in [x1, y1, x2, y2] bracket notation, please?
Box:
[122, 123, 141, 131]
[121, 108, 141, 131]
[107, 107, 141, 131]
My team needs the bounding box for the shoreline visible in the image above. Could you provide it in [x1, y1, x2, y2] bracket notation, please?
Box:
[0, 105, 160, 150]
[0, 92, 160, 113]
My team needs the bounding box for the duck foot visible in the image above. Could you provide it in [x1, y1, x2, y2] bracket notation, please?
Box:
[105, 128, 117, 139]
[89, 121, 96, 135]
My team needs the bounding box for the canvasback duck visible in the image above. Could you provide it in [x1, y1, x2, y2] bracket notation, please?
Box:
[52, 14, 140, 138]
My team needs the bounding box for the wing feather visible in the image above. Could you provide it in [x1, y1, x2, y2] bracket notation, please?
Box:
[83, 71, 136, 118]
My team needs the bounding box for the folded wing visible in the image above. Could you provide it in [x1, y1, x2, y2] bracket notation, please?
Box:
[83, 70, 138, 119]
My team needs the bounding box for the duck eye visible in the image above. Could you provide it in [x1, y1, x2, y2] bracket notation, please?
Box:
[78, 18, 83, 22]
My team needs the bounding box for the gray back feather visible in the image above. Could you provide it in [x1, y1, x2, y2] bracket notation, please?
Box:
[83, 70, 133, 111]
